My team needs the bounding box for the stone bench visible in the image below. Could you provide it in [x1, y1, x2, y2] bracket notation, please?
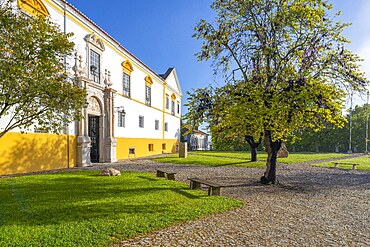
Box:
[188, 177, 221, 196]
[332, 162, 359, 170]
[156, 169, 176, 180]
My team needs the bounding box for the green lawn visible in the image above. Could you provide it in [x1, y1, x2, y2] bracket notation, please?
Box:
[0, 171, 242, 247]
[314, 155, 370, 170]
[278, 152, 351, 164]
[153, 152, 266, 168]
[152, 151, 351, 167]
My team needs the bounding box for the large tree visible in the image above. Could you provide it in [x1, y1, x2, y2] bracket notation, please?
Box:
[185, 84, 263, 161]
[191, 0, 368, 184]
[0, 2, 85, 138]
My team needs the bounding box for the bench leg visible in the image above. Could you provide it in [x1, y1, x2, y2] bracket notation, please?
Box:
[334, 163, 338, 168]
[190, 181, 201, 190]
[352, 165, 357, 170]
[156, 170, 165, 178]
[208, 187, 220, 196]
[166, 174, 175, 180]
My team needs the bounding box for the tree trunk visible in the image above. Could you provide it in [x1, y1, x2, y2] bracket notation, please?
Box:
[245, 135, 262, 162]
[250, 147, 257, 162]
[260, 130, 281, 185]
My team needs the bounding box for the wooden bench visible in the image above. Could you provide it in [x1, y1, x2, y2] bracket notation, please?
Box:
[332, 162, 359, 170]
[156, 169, 176, 180]
[188, 177, 221, 196]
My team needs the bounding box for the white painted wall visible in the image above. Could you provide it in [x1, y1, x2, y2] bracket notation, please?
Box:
[2, 0, 182, 141]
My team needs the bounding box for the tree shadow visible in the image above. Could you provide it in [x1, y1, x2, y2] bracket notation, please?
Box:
[0, 172, 207, 227]
[277, 169, 370, 193]
[0, 133, 72, 175]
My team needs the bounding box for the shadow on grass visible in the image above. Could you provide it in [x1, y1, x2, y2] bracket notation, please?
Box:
[137, 175, 159, 181]
[170, 188, 206, 199]
[0, 173, 209, 227]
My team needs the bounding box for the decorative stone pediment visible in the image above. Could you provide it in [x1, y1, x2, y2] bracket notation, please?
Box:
[171, 93, 176, 100]
[145, 75, 153, 86]
[84, 34, 105, 51]
[17, 0, 50, 16]
[87, 97, 102, 116]
[121, 60, 134, 73]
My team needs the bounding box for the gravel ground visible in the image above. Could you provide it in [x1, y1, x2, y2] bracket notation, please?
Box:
[96, 157, 370, 247]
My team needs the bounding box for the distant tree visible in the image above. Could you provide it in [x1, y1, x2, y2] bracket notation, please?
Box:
[192, 0, 368, 184]
[0, 2, 85, 138]
[289, 104, 370, 153]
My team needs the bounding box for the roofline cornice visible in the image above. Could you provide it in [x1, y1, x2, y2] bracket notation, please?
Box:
[52, 0, 168, 85]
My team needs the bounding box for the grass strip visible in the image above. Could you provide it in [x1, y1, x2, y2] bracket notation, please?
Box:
[153, 152, 351, 167]
[313, 155, 370, 170]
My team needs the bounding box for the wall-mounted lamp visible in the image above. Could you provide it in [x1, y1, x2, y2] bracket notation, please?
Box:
[114, 106, 125, 115]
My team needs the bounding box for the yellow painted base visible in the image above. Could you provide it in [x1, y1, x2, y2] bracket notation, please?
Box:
[116, 138, 178, 160]
[0, 132, 76, 176]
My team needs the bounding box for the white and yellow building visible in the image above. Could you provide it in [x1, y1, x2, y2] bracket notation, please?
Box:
[0, 0, 182, 175]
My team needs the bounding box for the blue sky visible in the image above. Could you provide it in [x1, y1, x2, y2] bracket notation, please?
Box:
[66, 0, 370, 110]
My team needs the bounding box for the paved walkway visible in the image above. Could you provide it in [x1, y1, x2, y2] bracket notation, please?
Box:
[88, 157, 370, 247]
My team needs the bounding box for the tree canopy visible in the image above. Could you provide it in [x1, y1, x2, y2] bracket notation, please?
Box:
[0, 2, 86, 138]
[186, 0, 368, 184]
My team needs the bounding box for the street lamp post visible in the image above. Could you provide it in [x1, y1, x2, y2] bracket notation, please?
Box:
[348, 91, 353, 153]
[366, 91, 369, 154]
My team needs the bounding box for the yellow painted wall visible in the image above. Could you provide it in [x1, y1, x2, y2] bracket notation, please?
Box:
[0, 132, 76, 176]
[116, 138, 178, 160]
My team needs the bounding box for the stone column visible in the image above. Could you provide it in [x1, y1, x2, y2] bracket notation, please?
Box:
[104, 86, 117, 163]
[76, 77, 91, 167]
[179, 142, 188, 158]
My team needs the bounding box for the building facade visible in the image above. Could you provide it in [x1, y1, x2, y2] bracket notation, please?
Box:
[0, 0, 182, 175]
[182, 129, 210, 151]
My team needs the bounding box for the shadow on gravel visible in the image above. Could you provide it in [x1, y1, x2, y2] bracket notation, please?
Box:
[203, 171, 370, 197]
[277, 170, 370, 193]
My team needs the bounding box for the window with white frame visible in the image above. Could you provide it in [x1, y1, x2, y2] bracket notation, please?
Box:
[145, 85, 151, 106]
[90, 50, 100, 83]
[155, 120, 159, 130]
[171, 100, 175, 115]
[118, 110, 125, 127]
[165, 122, 168, 132]
[139, 115, 144, 128]
[123, 72, 130, 97]
[177, 102, 180, 114]
[165, 95, 169, 109]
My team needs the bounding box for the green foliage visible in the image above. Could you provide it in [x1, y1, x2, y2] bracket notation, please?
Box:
[186, 0, 368, 143]
[0, 2, 85, 137]
[0, 171, 242, 246]
[288, 104, 370, 152]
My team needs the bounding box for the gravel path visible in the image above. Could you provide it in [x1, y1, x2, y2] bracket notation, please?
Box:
[96, 157, 370, 247]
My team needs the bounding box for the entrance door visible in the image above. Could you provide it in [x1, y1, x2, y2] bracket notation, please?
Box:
[88, 116, 100, 162]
